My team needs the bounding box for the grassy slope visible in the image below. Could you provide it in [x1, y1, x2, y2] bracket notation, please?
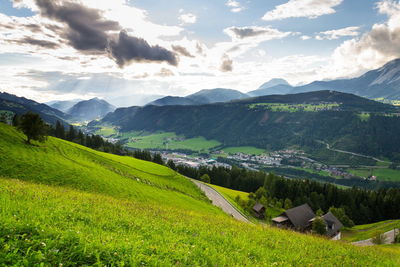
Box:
[0, 123, 399, 266]
[221, 146, 266, 155]
[122, 131, 220, 152]
[347, 168, 400, 182]
[342, 220, 400, 242]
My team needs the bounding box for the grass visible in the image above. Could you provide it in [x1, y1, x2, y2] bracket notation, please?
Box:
[342, 220, 400, 242]
[123, 131, 221, 152]
[1, 123, 400, 265]
[248, 103, 340, 112]
[222, 146, 266, 155]
[358, 113, 371, 121]
[347, 168, 400, 181]
[94, 125, 118, 136]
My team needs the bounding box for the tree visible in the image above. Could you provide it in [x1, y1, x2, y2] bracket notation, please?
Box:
[152, 153, 164, 165]
[316, 208, 324, 216]
[12, 114, 20, 127]
[200, 174, 211, 183]
[55, 121, 65, 139]
[329, 207, 354, 227]
[66, 125, 77, 141]
[167, 160, 176, 170]
[284, 198, 293, 210]
[312, 217, 327, 235]
[18, 112, 48, 144]
[0, 113, 7, 123]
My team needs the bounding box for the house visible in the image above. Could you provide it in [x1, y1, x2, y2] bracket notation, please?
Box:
[252, 203, 266, 219]
[272, 204, 343, 240]
[272, 203, 315, 230]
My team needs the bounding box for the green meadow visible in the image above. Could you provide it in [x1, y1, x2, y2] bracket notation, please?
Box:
[249, 103, 340, 112]
[0, 123, 400, 266]
[122, 131, 221, 152]
[347, 167, 400, 182]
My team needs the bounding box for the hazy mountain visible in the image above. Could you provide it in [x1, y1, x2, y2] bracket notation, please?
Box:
[293, 58, 400, 99]
[47, 99, 83, 113]
[68, 98, 116, 121]
[0, 92, 70, 125]
[148, 96, 200, 106]
[186, 88, 249, 104]
[107, 94, 164, 107]
[248, 81, 293, 97]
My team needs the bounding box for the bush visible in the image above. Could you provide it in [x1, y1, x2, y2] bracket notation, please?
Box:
[312, 217, 327, 235]
[372, 231, 387, 245]
[200, 174, 211, 183]
[395, 230, 400, 244]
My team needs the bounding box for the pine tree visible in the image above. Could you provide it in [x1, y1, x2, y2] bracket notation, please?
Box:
[18, 112, 48, 144]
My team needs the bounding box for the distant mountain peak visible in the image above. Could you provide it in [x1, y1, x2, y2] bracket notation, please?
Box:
[258, 78, 290, 89]
[68, 98, 116, 121]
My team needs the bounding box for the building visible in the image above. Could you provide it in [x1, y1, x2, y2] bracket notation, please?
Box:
[252, 203, 266, 219]
[272, 203, 343, 240]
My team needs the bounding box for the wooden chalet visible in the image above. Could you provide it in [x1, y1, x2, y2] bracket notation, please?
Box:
[272, 204, 343, 239]
[252, 203, 266, 219]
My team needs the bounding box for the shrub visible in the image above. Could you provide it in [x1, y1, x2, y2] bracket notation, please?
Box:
[312, 217, 327, 235]
[372, 231, 387, 245]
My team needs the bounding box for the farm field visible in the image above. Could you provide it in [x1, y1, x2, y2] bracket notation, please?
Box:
[347, 168, 400, 182]
[342, 220, 400, 242]
[221, 146, 266, 155]
[248, 102, 340, 112]
[122, 131, 221, 152]
[1, 123, 400, 265]
[94, 125, 118, 136]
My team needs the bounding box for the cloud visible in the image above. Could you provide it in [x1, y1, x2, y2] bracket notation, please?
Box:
[172, 45, 194, 57]
[330, 0, 400, 76]
[224, 26, 293, 40]
[301, 35, 311, 40]
[262, 0, 343, 21]
[108, 31, 178, 67]
[316, 26, 360, 40]
[29, 0, 177, 67]
[9, 37, 60, 49]
[220, 54, 233, 72]
[225, 0, 244, 13]
[178, 13, 197, 24]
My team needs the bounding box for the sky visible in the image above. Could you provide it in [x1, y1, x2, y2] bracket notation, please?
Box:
[0, 0, 400, 106]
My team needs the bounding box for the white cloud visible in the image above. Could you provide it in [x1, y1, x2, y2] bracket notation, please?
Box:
[225, 0, 245, 13]
[328, 0, 400, 77]
[262, 0, 343, 21]
[178, 13, 197, 25]
[301, 35, 311, 40]
[316, 26, 360, 40]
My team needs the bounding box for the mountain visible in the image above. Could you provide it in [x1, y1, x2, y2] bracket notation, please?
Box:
[107, 94, 164, 107]
[291, 58, 400, 99]
[0, 123, 398, 265]
[147, 88, 249, 107]
[68, 98, 116, 121]
[186, 88, 249, 104]
[0, 92, 70, 125]
[94, 90, 400, 161]
[248, 79, 292, 97]
[47, 99, 83, 113]
[148, 96, 200, 106]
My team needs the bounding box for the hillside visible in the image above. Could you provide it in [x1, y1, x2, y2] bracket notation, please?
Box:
[67, 98, 116, 121]
[186, 88, 249, 104]
[148, 96, 200, 106]
[47, 99, 83, 113]
[0, 92, 70, 125]
[1, 123, 399, 265]
[93, 91, 400, 161]
[248, 79, 293, 97]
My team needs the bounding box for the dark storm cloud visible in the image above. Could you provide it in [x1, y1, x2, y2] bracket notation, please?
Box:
[33, 0, 178, 67]
[109, 31, 178, 67]
[172, 45, 194, 57]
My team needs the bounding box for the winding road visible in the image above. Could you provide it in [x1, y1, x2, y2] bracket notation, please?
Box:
[191, 179, 251, 223]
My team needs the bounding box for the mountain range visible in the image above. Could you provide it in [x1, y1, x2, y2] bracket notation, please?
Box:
[67, 98, 116, 121]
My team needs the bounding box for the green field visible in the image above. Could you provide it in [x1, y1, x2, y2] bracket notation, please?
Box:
[222, 146, 266, 155]
[249, 103, 340, 112]
[342, 220, 400, 242]
[94, 125, 118, 136]
[347, 168, 400, 181]
[122, 131, 221, 152]
[1, 123, 400, 265]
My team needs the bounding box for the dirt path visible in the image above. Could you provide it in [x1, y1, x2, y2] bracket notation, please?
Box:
[352, 229, 399, 246]
[191, 179, 251, 223]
